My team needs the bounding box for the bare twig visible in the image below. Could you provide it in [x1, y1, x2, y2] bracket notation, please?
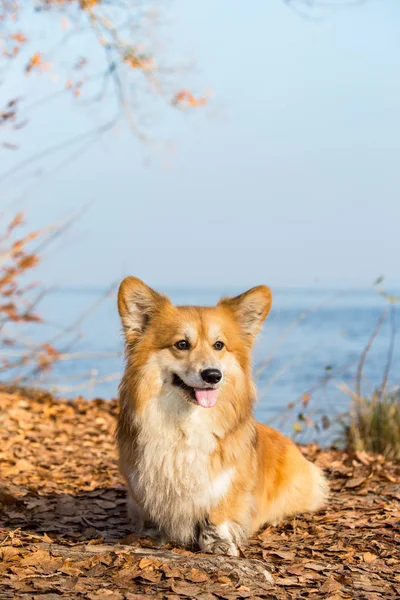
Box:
[356, 309, 388, 398]
[258, 344, 320, 399]
[380, 305, 396, 396]
[267, 357, 358, 426]
[0, 115, 120, 186]
[256, 291, 345, 379]
[15, 281, 118, 382]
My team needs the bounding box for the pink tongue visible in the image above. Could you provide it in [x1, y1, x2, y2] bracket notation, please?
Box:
[194, 388, 218, 408]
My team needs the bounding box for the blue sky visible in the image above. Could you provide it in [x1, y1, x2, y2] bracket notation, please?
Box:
[2, 0, 400, 290]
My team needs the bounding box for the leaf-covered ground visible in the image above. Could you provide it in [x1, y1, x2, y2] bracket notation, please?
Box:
[0, 388, 399, 600]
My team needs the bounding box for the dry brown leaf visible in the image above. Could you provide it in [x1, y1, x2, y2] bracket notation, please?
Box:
[162, 563, 184, 578]
[171, 547, 194, 556]
[140, 568, 162, 582]
[138, 556, 158, 569]
[87, 537, 105, 545]
[355, 451, 374, 466]
[87, 591, 124, 600]
[0, 546, 21, 562]
[304, 561, 328, 571]
[275, 576, 301, 586]
[320, 576, 342, 593]
[186, 567, 208, 583]
[267, 550, 296, 561]
[58, 563, 83, 576]
[363, 551, 378, 563]
[170, 581, 204, 596]
[258, 526, 273, 538]
[117, 534, 141, 545]
[13, 458, 34, 473]
[20, 549, 63, 574]
[345, 476, 366, 489]
[114, 564, 141, 581]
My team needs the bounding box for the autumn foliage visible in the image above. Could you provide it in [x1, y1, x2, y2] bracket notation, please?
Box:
[0, 388, 399, 599]
[0, 1, 210, 381]
[0, 0, 208, 154]
[0, 213, 60, 378]
[0, 213, 40, 323]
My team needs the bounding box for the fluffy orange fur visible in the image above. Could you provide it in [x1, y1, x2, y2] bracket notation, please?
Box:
[117, 277, 328, 556]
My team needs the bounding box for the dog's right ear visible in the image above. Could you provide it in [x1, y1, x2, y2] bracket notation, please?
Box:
[118, 277, 168, 340]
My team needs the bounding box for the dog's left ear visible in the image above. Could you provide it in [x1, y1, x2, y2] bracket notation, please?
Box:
[218, 285, 272, 339]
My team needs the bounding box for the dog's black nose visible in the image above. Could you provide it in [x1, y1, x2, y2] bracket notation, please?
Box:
[201, 368, 222, 385]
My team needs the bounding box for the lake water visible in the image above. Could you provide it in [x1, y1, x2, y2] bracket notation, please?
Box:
[4, 286, 399, 444]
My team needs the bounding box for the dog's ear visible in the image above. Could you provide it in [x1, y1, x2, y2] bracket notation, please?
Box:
[118, 277, 169, 340]
[218, 285, 272, 340]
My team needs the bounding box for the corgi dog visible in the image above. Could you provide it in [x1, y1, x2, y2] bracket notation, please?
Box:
[117, 277, 328, 556]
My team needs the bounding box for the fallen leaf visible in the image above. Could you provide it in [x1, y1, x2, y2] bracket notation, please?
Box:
[320, 575, 342, 594]
[304, 562, 328, 571]
[170, 581, 203, 596]
[20, 549, 63, 574]
[275, 576, 301, 586]
[162, 564, 184, 578]
[216, 574, 232, 584]
[114, 564, 141, 581]
[345, 477, 366, 489]
[0, 547, 21, 562]
[87, 591, 124, 600]
[363, 551, 378, 563]
[186, 567, 208, 582]
[267, 550, 296, 561]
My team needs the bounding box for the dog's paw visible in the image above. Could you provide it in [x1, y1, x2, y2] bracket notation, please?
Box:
[142, 520, 164, 541]
[198, 520, 244, 557]
[204, 539, 240, 557]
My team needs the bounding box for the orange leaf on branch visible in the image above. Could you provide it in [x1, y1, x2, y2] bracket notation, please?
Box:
[11, 32, 27, 44]
[22, 312, 41, 323]
[123, 52, 155, 72]
[25, 52, 46, 74]
[80, 0, 101, 9]
[7, 212, 24, 232]
[18, 254, 39, 271]
[11, 234, 40, 256]
[172, 89, 208, 109]
[36, 343, 61, 372]
[42, 343, 60, 359]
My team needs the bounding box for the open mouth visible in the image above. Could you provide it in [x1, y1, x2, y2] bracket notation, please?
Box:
[172, 373, 197, 400]
[172, 374, 218, 408]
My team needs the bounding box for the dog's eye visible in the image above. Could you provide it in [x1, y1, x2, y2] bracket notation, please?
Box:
[175, 339, 190, 350]
[213, 341, 224, 351]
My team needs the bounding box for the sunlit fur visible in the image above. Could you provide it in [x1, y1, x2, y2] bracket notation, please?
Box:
[117, 277, 328, 556]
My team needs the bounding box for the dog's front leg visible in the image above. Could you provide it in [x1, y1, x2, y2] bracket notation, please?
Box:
[198, 518, 245, 557]
[125, 483, 164, 540]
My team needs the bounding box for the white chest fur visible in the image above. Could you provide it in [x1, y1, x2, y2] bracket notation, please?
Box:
[127, 391, 234, 544]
